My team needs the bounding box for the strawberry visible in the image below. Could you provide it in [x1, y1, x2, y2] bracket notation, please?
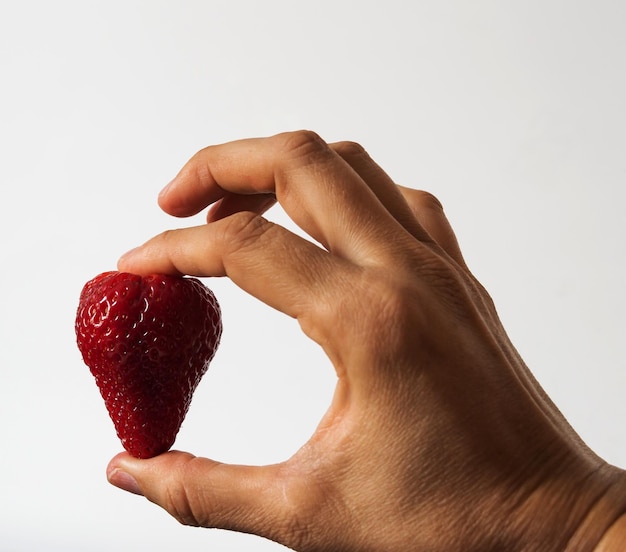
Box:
[75, 271, 222, 459]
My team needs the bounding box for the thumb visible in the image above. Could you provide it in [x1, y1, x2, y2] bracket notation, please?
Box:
[106, 451, 297, 543]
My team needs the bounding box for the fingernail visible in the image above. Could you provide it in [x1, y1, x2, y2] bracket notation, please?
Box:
[108, 468, 143, 496]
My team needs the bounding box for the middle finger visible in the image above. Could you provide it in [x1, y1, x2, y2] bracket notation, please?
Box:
[159, 131, 416, 263]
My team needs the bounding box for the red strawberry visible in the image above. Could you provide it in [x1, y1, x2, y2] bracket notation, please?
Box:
[75, 271, 222, 459]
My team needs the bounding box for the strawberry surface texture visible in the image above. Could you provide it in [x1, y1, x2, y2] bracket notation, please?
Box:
[75, 271, 222, 459]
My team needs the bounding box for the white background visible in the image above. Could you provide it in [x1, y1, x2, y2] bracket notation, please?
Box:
[1, 1, 625, 550]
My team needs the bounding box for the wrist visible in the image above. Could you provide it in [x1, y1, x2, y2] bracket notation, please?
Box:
[595, 511, 626, 551]
[507, 459, 626, 551]
[587, 469, 626, 552]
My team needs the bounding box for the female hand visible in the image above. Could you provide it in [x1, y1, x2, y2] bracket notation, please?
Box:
[108, 131, 626, 551]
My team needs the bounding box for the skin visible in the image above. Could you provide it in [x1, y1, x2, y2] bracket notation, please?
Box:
[108, 131, 626, 551]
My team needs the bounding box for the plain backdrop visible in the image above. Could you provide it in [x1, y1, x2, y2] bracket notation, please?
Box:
[1, 1, 625, 550]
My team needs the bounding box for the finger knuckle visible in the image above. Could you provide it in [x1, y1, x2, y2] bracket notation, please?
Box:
[156, 228, 185, 260]
[220, 211, 273, 256]
[169, 457, 221, 528]
[362, 275, 421, 341]
[164, 485, 201, 527]
[225, 209, 270, 237]
[274, 129, 330, 163]
[311, 268, 421, 359]
[158, 228, 178, 245]
[314, 263, 469, 367]
[405, 189, 444, 213]
[332, 140, 369, 160]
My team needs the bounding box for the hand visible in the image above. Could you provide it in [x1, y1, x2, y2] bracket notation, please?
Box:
[108, 131, 626, 551]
